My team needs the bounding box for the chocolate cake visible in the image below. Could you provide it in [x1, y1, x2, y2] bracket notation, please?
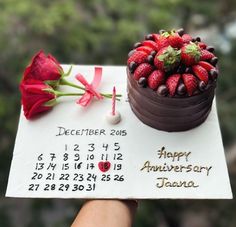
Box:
[127, 29, 218, 132]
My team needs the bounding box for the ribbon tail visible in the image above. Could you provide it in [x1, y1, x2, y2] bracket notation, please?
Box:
[75, 73, 90, 87]
[92, 67, 103, 88]
[90, 67, 103, 99]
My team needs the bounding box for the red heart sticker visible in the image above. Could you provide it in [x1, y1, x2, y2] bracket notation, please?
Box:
[98, 161, 111, 172]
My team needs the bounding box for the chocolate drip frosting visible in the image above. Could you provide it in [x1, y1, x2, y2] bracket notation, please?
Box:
[127, 69, 216, 132]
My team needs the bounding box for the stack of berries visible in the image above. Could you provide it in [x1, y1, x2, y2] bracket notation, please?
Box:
[127, 28, 219, 97]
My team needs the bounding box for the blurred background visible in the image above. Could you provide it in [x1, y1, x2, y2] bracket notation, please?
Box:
[0, 0, 236, 226]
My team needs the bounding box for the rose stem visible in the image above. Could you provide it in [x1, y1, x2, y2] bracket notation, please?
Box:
[60, 78, 121, 100]
[54, 91, 84, 98]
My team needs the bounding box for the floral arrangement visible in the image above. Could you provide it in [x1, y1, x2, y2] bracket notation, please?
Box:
[20, 51, 121, 119]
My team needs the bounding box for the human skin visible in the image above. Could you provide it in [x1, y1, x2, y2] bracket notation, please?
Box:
[71, 199, 138, 227]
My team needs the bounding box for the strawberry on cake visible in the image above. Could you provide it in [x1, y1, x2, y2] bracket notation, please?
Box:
[127, 29, 218, 132]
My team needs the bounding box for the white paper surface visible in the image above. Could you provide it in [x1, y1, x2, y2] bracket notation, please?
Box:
[6, 65, 232, 199]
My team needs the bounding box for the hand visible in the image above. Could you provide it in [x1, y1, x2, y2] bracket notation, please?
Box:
[71, 199, 138, 227]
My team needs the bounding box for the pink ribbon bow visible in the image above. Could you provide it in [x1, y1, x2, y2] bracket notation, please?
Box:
[75, 67, 103, 107]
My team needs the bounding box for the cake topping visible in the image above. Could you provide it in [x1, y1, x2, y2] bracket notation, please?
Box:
[159, 29, 166, 34]
[200, 49, 215, 60]
[209, 69, 218, 80]
[166, 74, 181, 96]
[138, 77, 147, 87]
[164, 31, 183, 48]
[157, 85, 168, 96]
[142, 40, 159, 51]
[182, 74, 198, 96]
[128, 50, 136, 57]
[152, 33, 160, 42]
[185, 67, 192, 73]
[181, 42, 201, 66]
[133, 42, 142, 48]
[198, 61, 215, 71]
[198, 42, 207, 49]
[145, 33, 154, 40]
[156, 33, 169, 49]
[210, 57, 218, 66]
[182, 33, 193, 43]
[194, 37, 201, 42]
[136, 46, 153, 54]
[127, 51, 148, 64]
[147, 70, 165, 90]
[127, 28, 219, 98]
[129, 61, 138, 73]
[206, 46, 215, 52]
[176, 28, 184, 36]
[177, 83, 186, 96]
[154, 46, 181, 72]
[133, 63, 153, 80]
[150, 50, 157, 56]
[147, 55, 154, 64]
[192, 65, 209, 84]
[198, 81, 207, 91]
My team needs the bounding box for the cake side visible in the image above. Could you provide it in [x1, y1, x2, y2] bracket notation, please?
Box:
[127, 69, 216, 131]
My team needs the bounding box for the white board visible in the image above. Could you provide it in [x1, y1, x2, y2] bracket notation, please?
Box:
[6, 65, 233, 199]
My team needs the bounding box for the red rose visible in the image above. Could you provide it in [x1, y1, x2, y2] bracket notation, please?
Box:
[20, 79, 56, 119]
[23, 50, 63, 83]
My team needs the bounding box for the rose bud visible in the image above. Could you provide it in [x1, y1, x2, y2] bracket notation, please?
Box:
[23, 50, 64, 88]
[20, 79, 56, 119]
